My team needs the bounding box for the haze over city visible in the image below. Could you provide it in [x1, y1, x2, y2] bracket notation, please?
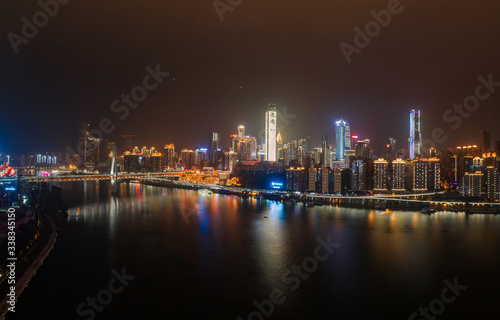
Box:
[1, 1, 500, 320]
[1, 1, 500, 153]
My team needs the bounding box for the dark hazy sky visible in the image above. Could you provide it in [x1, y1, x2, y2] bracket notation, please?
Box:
[1, 0, 499, 154]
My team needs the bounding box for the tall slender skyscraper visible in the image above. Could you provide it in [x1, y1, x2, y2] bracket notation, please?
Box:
[276, 132, 283, 158]
[208, 132, 220, 165]
[248, 136, 257, 160]
[265, 103, 277, 161]
[409, 109, 421, 159]
[335, 118, 350, 160]
[322, 133, 331, 167]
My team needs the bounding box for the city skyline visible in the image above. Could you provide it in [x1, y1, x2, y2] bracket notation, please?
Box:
[2, 106, 498, 161]
[2, 2, 500, 319]
[2, 2, 500, 154]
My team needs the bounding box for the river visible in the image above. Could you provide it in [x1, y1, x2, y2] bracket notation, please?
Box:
[8, 181, 500, 319]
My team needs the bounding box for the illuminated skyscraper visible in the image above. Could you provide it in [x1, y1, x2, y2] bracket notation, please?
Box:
[265, 103, 277, 161]
[354, 139, 370, 159]
[180, 149, 195, 169]
[425, 158, 441, 191]
[238, 125, 245, 139]
[208, 132, 219, 165]
[409, 109, 421, 159]
[163, 144, 175, 169]
[237, 138, 249, 161]
[486, 166, 500, 200]
[392, 159, 406, 191]
[286, 167, 305, 192]
[460, 172, 484, 197]
[334, 167, 342, 193]
[276, 132, 283, 161]
[248, 136, 257, 160]
[80, 122, 91, 166]
[322, 134, 331, 167]
[195, 148, 208, 165]
[123, 151, 139, 173]
[335, 118, 350, 160]
[413, 159, 427, 191]
[351, 159, 366, 191]
[373, 158, 389, 191]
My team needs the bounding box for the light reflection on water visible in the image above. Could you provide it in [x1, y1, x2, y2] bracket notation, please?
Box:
[10, 181, 500, 320]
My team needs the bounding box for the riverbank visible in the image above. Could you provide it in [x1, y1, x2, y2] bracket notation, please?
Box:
[0, 188, 67, 318]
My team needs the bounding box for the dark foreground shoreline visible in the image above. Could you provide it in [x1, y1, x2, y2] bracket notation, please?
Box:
[0, 188, 68, 319]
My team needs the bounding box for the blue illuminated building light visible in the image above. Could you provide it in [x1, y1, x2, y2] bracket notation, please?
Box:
[271, 182, 283, 189]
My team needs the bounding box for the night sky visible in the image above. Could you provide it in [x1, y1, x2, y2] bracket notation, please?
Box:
[1, 0, 499, 154]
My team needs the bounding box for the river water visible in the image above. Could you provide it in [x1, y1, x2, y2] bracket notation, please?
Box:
[8, 181, 500, 319]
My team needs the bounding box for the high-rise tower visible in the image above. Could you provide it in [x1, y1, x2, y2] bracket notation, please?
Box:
[208, 132, 220, 165]
[335, 118, 350, 160]
[409, 109, 421, 159]
[238, 125, 245, 139]
[265, 103, 277, 161]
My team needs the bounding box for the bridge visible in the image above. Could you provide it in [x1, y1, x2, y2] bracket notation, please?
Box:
[307, 191, 445, 200]
[19, 172, 183, 183]
[16, 145, 184, 183]
[305, 192, 500, 208]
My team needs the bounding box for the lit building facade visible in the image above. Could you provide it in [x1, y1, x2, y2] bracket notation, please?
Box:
[208, 132, 220, 166]
[351, 159, 366, 192]
[265, 104, 277, 161]
[248, 137, 257, 160]
[180, 149, 195, 169]
[238, 125, 245, 139]
[195, 148, 208, 165]
[163, 144, 175, 170]
[391, 159, 406, 192]
[460, 172, 484, 197]
[413, 160, 427, 191]
[354, 139, 370, 159]
[373, 159, 389, 191]
[425, 158, 441, 191]
[149, 152, 163, 172]
[335, 118, 350, 160]
[486, 166, 500, 200]
[409, 109, 421, 159]
[308, 167, 318, 191]
[334, 167, 342, 194]
[286, 167, 305, 192]
[123, 152, 140, 172]
[321, 167, 333, 193]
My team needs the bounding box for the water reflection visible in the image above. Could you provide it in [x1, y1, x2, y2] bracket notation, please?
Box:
[43, 181, 500, 319]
